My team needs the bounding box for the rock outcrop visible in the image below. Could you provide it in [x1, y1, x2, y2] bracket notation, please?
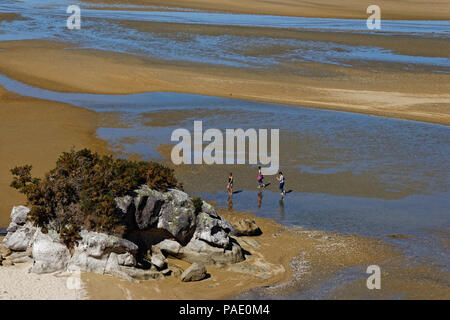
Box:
[116, 186, 243, 266]
[181, 263, 207, 282]
[1, 187, 245, 282]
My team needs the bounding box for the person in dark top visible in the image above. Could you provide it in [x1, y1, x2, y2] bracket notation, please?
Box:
[277, 171, 286, 198]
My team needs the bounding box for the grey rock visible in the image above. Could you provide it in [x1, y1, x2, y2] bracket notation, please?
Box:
[194, 212, 233, 248]
[166, 189, 191, 207]
[135, 190, 165, 230]
[7, 249, 31, 259]
[201, 201, 219, 219]
[115, 195, 133, 215]
[3, 222, 37, 251]
[150, 247, 167, 269]
[77, 230, 138, 257]
[10, 206, 30, 225]
[157, 189, 196, 243]
[179, 238, 244, 265]
[161, 268, 171, 276]
[117, 252, 136, 267]
[68, 249, 109, 274]
[68, 230, 138, 275]
[105, 252, 137, 282]
[6, 222, 19, 233]
[181, 263, 207, 282]
[31, 231, 70, 274]
[119, 266, 164, 280]
[154, 239, 182, 256]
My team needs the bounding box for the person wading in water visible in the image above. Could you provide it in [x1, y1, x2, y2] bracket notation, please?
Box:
[257, 166, 266, 189]
[277, 171, 286, 198]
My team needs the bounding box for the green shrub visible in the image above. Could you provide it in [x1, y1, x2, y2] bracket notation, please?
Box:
[10, 149, 182, 247]
[193, 197, 203, 215]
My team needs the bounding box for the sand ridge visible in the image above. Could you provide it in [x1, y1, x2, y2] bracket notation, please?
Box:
[80, 0, 450, 20]
[0, 40, 448, 126]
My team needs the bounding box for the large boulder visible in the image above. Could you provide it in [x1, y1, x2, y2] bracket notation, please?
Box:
[133, 186, 166, 230]
[2, 222, 37, 251]
[116, 187, 197, 244]
[154, 239, 182, 256]
[68, 230, 138, 275]
[176, 237, 244, 266]
[31, 230, 70, 274]
[10, 206, 30, 225]
[157, 189, 196, 244]
[193, 211, 233, 248]
[181, 263, 207, 282]
[4, 186, 245, 281]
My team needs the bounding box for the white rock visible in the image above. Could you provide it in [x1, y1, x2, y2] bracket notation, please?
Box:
[10, 206, 30, 225]
[31, 231, 70, 274]
[2, 222, 37, 251]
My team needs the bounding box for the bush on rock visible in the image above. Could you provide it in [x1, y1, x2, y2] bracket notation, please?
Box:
[10, 149, 181, 247]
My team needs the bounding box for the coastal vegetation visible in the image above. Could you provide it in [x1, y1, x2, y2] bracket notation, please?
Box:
[10, 149, 181, 246]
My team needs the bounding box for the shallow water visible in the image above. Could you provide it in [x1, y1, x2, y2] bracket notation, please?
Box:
[1, 74, 449, 275]
[1, 1, 449, 298]
[1, 0, 449, 71]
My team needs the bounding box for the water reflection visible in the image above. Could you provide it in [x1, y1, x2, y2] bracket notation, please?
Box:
[257, 192, 263, 208]
[278, 199, 285, 221]
[227, 195, 233, 211]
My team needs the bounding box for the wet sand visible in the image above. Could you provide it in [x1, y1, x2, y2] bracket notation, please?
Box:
[82, 210, 400, 299]
[115, 19, 450, 59]
[0, 40, 448, 126]
[155, 144, 409, 200]
[0, 13, 24, 22]
[325, 264, 450, 300]
[81, 0, 450, 20]
[0, 85, 108, 227]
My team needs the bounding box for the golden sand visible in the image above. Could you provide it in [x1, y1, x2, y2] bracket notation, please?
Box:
[0, 40, 448, 126]
[82, 210, 400, 299]
[0, 85, 108, 227]
[80, 0, 450, 20]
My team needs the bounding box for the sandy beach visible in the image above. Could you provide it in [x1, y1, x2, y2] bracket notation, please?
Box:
[0, 259, 85, 300]
[81, 0, 450, 20]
